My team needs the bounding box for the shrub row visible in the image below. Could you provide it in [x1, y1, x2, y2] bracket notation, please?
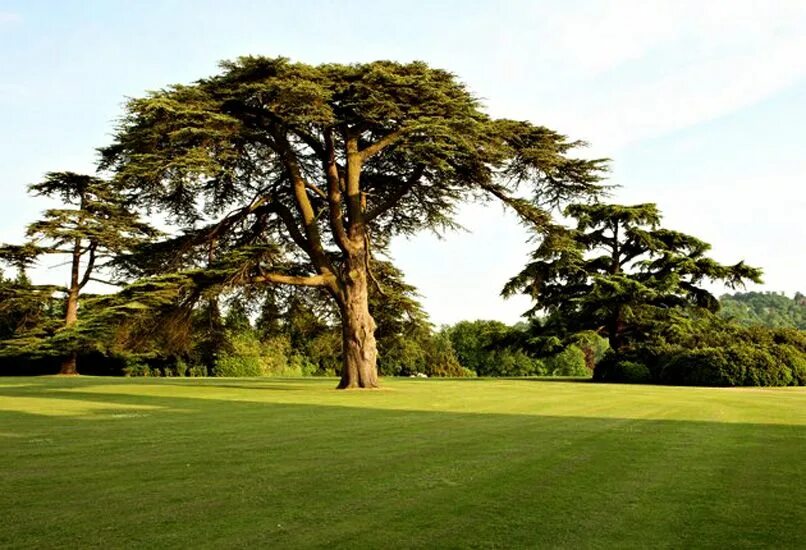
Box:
[595, 326, 806, 387]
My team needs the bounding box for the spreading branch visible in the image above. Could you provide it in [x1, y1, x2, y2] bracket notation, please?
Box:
[77, 242, 98, 289]
[274, 130, 335, 275]
[359, 128, 404, 161]
[479, 182, 552, 228]
[250, 272, 335, 287]
[305, 182, 328, 200]
[88, 277, 122, 287]
[265, 201, 310, 253]
[323, 126, 353, 253]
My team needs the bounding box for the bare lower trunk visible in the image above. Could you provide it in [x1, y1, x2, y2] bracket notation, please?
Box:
[60, 287, 79, 375]
[60, 352, 78, 375]
[336, 262, 378, 389]
[60, 238, 81, 376]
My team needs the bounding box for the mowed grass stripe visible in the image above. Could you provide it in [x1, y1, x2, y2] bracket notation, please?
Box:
[1, 377, 804, 548]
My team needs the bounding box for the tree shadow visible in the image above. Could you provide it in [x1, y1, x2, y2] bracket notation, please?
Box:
[1, 378, 804, 549]
[513, 376, 594, 383]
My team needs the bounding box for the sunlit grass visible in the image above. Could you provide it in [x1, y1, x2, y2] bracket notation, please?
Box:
[1, 377, 805, 548]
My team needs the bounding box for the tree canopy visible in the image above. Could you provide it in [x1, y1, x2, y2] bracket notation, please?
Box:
[505, 202, 762, 351]
[100, 56, 608, 387]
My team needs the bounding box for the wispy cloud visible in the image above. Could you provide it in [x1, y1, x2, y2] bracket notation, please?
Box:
[613, 159, 806, 295]
[541, 0, 806, 76]
[484, 0, 806, 151]
[558, 33, 806, 151]
[0, 12, 21, 24]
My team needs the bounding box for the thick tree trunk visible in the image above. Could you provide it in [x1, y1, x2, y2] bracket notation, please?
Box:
[336, 258, 379, 389]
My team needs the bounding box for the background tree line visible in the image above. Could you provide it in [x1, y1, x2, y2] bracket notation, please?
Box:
[0, 259, 601, 379]
[5, 236, 801, 385]
[718, 291, 806, 330]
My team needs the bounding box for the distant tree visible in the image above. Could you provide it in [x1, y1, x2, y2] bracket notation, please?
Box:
[100, 56, 607, 388]
[445, 320, 544, 376]
[0, 269, 59, 341]
[369, 260, 437, 376]
[255, 290, 283, 338]
[719, 291, 806, 330]
[193, 298, 229, 373]
[223, 295, 253, 334]
[543, 346, 588, 377]
[420, 331, 473, 377]
[498, 318, 609, 374]
[0, 172, 156, 374]
[505, 203, 762, 352]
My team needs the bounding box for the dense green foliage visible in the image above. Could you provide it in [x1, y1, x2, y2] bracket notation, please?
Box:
[3, 377, 805, 547]
[213, 332, 316, 377]
[720, 291, 806, 329]
[503, 202, 803, 387]
[594, 311, 806, 386]
[506, 202, 761, 351]
[0, 271, 60, 342]
[444, 320, 544, 376]
[441, 320, 595, 377]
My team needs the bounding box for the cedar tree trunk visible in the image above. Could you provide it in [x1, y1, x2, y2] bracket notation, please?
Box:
[60, 288, 79, 375]
[336, 251, 379, 389]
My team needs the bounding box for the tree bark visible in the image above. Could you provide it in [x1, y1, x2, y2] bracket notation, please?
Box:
[60, 286, 80, 375]
[334, 133, 380, 389]
[59, 238, 81, 375]
[60, 351, 78, 376]
[336, 254, 379, 389]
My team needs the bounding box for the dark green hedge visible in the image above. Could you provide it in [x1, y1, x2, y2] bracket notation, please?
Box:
[595, 325, 806, 387]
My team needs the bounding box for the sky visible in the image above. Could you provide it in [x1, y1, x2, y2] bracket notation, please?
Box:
[1, 0, 804, 325]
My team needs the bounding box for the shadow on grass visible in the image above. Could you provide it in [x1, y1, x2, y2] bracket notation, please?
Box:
[511, 376, 594, 383]
[162, 382, 313, 391]
[1, 378, 804, 548]
[399, 376, 594, 383]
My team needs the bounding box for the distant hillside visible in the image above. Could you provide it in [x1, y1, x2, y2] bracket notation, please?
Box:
[719, 291, 806, 330]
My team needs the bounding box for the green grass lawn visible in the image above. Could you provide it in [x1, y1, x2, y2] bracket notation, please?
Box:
[1, 377, 805, 549]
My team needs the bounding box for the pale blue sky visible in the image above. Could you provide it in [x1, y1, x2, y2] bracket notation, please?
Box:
[1, 0, 804, 324]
